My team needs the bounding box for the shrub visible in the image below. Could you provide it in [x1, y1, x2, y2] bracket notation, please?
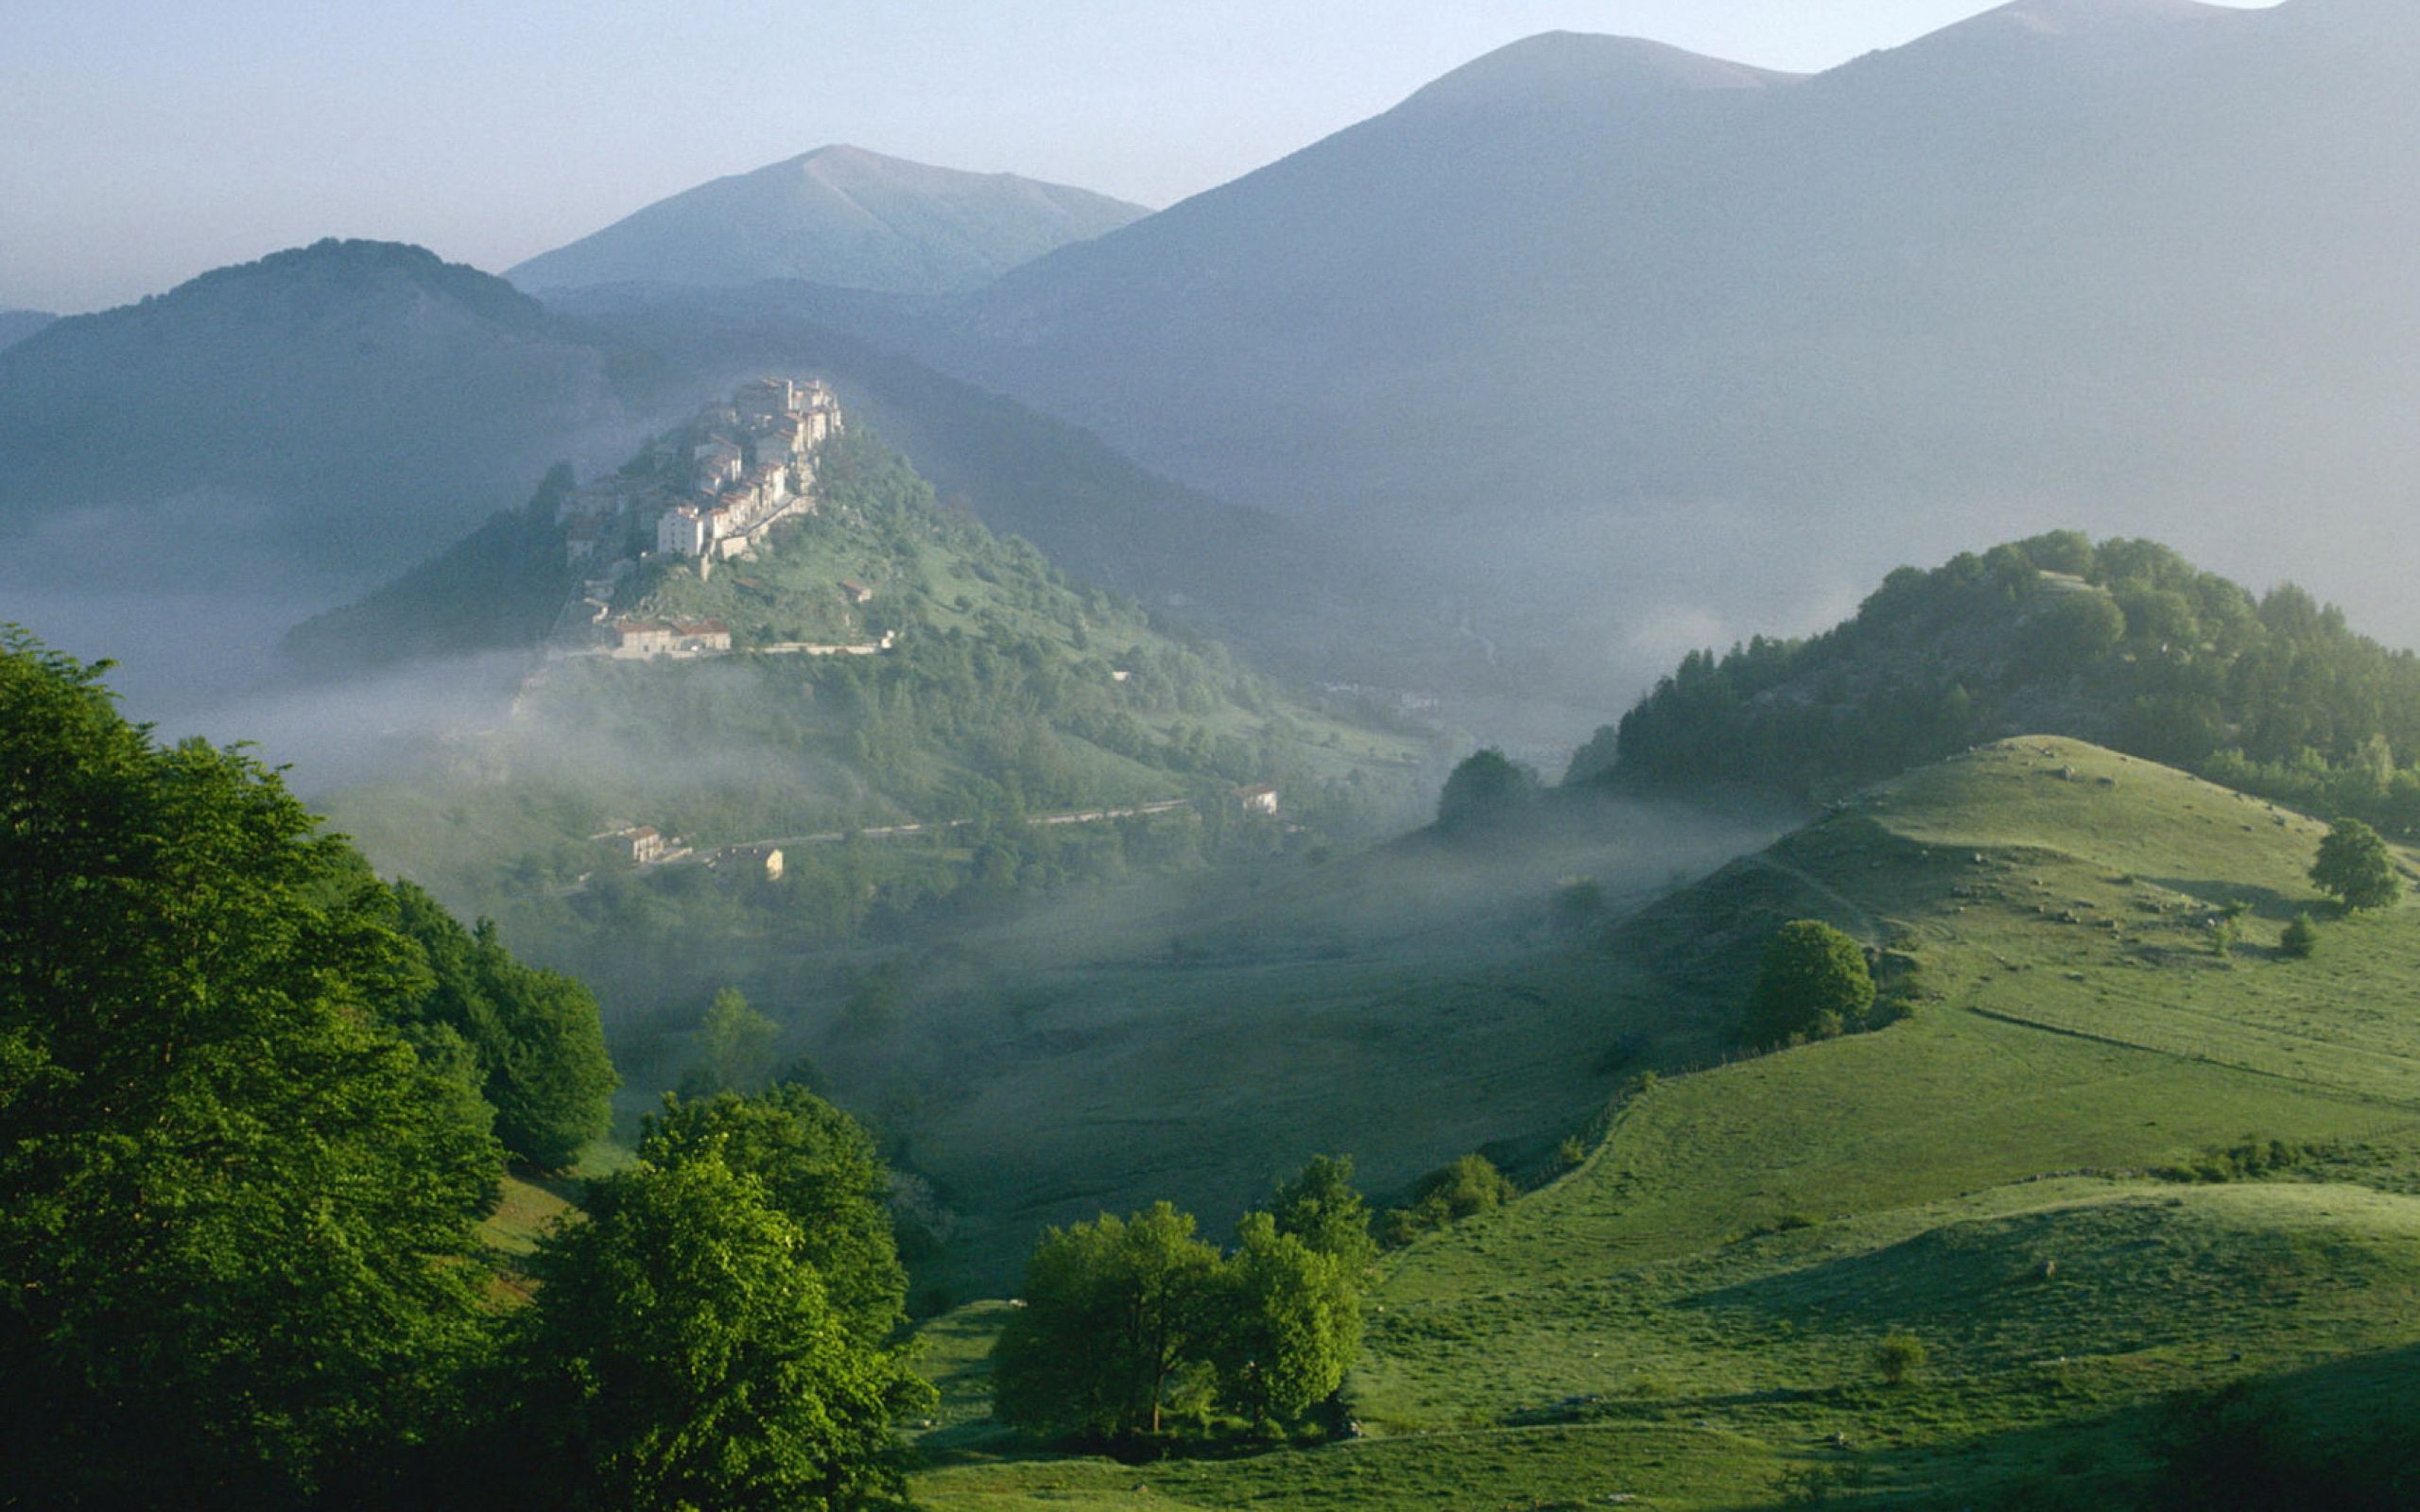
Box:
[1876, 1332, 1927, 1385]
[2280, 912, 2319, 959]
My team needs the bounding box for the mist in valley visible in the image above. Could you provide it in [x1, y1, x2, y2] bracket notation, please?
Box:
[24, 6, 2420, 1508]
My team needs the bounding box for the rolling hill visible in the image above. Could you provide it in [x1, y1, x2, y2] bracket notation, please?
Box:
[873, 0, 2420, 704]
[908, 735, 2420, 1508]
[506, 145, 1149, 296]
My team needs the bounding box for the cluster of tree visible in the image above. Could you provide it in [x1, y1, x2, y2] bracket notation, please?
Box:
[1582, 533, 2420, 835]
[0, 635, 925, 1511]
[1376, 1152, 1520, 1246]
[383, 880, 617, 1167]
[992, 1157, 1374, 1445]
[493, 1087, 929, 1512]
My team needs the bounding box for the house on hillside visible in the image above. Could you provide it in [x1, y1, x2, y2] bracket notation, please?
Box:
[1236, 784, 1280, 817]
[599, 825, 666, 865]
[838, 579, 873, 605]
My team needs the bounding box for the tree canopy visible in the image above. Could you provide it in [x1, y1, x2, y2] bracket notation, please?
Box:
[1744, 919, 1876, 1044]
[1436, 747, 1540, 833]
[1271, 1154, 1377, 1273]
[2311, 818, 2402, 912]
[386, 880, 616, 1168]
[638, 1085, 908, 1346]
[993, 1202, 1222, 1442]
[507, 1150, 925, 1512]
[1583, 533, 2420, 836]
[0, 631, 499, 1509]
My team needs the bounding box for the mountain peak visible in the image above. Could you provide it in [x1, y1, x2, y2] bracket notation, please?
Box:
[1404, 31, 1802, 115]
[507, 149, 1150, 296]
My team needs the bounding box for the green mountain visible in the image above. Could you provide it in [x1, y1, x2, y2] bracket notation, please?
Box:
[910, 735, 2420, 1508]
[1581, 531, 2420, 834]
[318, 393, 1449, 1074]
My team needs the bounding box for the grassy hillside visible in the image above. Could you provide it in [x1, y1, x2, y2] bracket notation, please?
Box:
[907, 737, 2420, 1508]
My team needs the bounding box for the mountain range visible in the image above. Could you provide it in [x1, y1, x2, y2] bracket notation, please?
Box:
[856, 0, 2420, 698]
[506, 145, 1148, 297]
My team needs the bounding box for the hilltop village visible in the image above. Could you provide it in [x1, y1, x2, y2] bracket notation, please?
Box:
[550, 377, 847, 658]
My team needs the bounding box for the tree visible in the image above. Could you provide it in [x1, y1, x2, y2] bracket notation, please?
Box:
[2280, 912, 2320, 960]
[1209, 1214, 1361, 1433]
[509, 1153, 925, 1512]
[1270, 1155, 1377, 1273]
[690, 985, 780, 1094]
[992, 1203, 1221, 1442]
[639, 1086, 908, 1346]
[1744, 919, 1876, 1044]
[1876, 1331, 1927, 1385]
[1435, 747, 1540, 833]
[2311, 817, 2402, 912]
[387, 882, 617, 1168]
[0, 632, 499, 1509]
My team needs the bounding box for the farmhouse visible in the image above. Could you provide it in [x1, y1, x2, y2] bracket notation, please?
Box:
[1236, 784, 1281, 817]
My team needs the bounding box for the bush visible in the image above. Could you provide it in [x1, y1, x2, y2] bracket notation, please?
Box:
[1876, 1331, 1927, 1385]
[1381, 1154, 1519, 1246]
[2280, 912, 2319, 959]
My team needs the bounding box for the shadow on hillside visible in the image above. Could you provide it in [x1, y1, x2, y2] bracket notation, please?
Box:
[2145, 877, 2309, 922]
[1690, 1341, 2420, 1511]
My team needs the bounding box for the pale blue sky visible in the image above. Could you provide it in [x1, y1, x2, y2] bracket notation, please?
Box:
[0, 1, 2278, 313]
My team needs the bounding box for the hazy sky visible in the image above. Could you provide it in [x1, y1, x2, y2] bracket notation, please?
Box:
[1, 1, 2280, 314]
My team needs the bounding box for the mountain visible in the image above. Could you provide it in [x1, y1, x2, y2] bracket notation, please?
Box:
[0, 310, 54, 352]
[0, 240, 668, 578]
[313, 388, 1446, 1002]
[507, 146, 1150, 297]
[877, 0, 2420, 708]
[537, 280, 1480, 699]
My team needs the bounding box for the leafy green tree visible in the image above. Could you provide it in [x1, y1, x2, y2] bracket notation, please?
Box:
[387, 881, 616, 1168]
[992, 1203, 1222, 1441]
[1744, 919, 1876, 1044]
[1435, 747, 1539, 833]
[1270, 1154, 1377, 1273]
[640, 1086, 908, 1346]
[691, 985, 780, 1094]
[0, 632, 499, 1509]
[509, 1153, 926, 1512]
[1209, 1214, 1361, 1432]
[2280, 912, 2320, 960]
[2311, 817, 2402, 912]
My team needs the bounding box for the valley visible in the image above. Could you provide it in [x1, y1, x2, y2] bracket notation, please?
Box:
[14, 8, 2420, 1509]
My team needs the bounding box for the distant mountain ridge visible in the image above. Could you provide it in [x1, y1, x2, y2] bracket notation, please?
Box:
[0, 311, 54, 353]
[869, 0, 2420, 704]
[508, 146, 1150, 296]
[0, 239, 669, 579]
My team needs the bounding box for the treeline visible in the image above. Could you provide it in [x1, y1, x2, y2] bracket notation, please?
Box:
[0, 635, 923, 1510]
[1582, 532, 2420, 833]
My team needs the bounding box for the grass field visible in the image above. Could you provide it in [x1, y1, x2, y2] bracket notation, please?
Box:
[905, 738, 2420, 1508]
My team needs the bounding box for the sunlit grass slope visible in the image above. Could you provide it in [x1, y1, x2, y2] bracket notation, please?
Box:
[912, 738, 2420, 1509]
